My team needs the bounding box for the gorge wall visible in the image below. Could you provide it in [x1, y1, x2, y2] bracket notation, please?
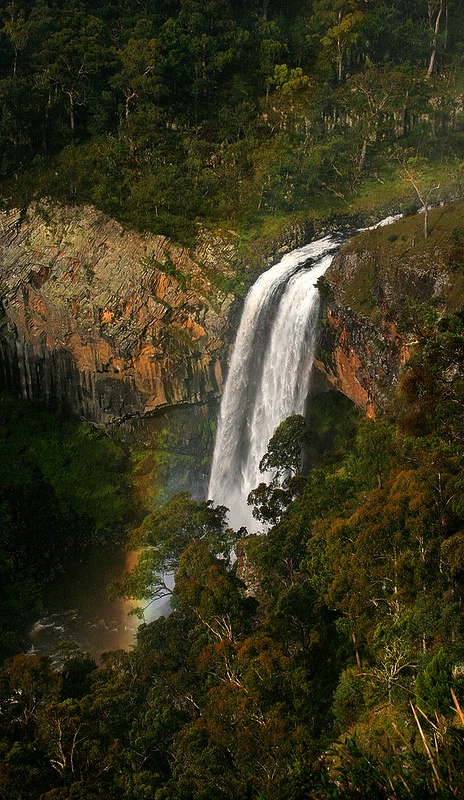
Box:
[1, 200, 462, 430]
[0, 203, 239, 425]
[314, 201, 464, 415]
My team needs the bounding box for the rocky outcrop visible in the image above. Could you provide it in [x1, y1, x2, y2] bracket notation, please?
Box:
[2, 199, 462, 427]
[313, 305, 410, 417]
[0, 203, 238, 424]
[315, 203, 463, 415]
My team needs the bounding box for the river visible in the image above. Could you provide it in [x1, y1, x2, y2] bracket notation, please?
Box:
[29, 548, 168, 662]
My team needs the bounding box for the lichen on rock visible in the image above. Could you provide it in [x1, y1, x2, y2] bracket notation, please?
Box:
[0, 202, 237, 424]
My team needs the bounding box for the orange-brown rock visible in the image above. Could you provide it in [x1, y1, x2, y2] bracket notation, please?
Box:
[313, 310, 410, 416]
[0, 203, 238, 424]
[315, 210, 459, 414]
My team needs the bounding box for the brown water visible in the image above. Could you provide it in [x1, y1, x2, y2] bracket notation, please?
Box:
[29, 548, 156, 661]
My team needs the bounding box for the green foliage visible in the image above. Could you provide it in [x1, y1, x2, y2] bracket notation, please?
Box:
[415, 647, 456, 716]
[247, 479, 298, 526]
[259, 414, 310, 477]
[111, 491, 240, 614]
[175, 539, 256, 642]
[355, 417, 395, 490]
[332, 667, 366, 730]
[0, 392, 134, 658]
[3, 300, 464, 797]
[304, 391, 359, 467]
[0, 392, 132, 537]
[1, 0, 464, 239]
[399, 307, 464, 443]
[331, 199, 464, 321]
[158, 252, 190, 291]
[2, 2, 464, 794]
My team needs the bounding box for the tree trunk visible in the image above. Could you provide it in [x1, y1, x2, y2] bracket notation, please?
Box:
[424, 204, 429, 239]
[427, 0, 444, 78]
[67, 92, 75, 135]
[125, 91, 137, 119]
[337, 37, 343, 82]
[352, 630, 362, 669]
[358, 137, 368, 172]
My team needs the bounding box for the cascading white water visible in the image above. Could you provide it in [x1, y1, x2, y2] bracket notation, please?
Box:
[208, 233, 343, 532]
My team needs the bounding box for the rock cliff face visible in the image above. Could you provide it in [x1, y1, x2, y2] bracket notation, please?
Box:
[0, 203, 238, 424]
[313, 300, 410, 417]
[2, 200, 462, 429]
[315, 203, 463, 415]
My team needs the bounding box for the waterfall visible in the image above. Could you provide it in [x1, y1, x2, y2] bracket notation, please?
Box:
[208, 233, 343, 532]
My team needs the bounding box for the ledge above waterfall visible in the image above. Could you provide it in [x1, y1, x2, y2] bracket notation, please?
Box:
[315, 201, 464, 415]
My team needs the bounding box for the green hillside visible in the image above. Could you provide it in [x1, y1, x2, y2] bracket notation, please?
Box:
[1, 0, 464, 243]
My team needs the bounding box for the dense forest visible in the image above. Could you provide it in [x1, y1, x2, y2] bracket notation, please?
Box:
[1, 299, 464, 798]
[0, 392, 136, 657]
[2, 0, 464, 798]
[1, 0, 464, 242]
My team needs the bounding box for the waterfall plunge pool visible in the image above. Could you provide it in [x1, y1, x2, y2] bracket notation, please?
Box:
[29, 548, 170, 662]
[29, 215, 401, 661]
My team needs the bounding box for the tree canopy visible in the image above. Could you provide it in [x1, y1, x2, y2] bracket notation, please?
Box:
[1, 300, 464, 797]
[1, 0, 464, 241]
